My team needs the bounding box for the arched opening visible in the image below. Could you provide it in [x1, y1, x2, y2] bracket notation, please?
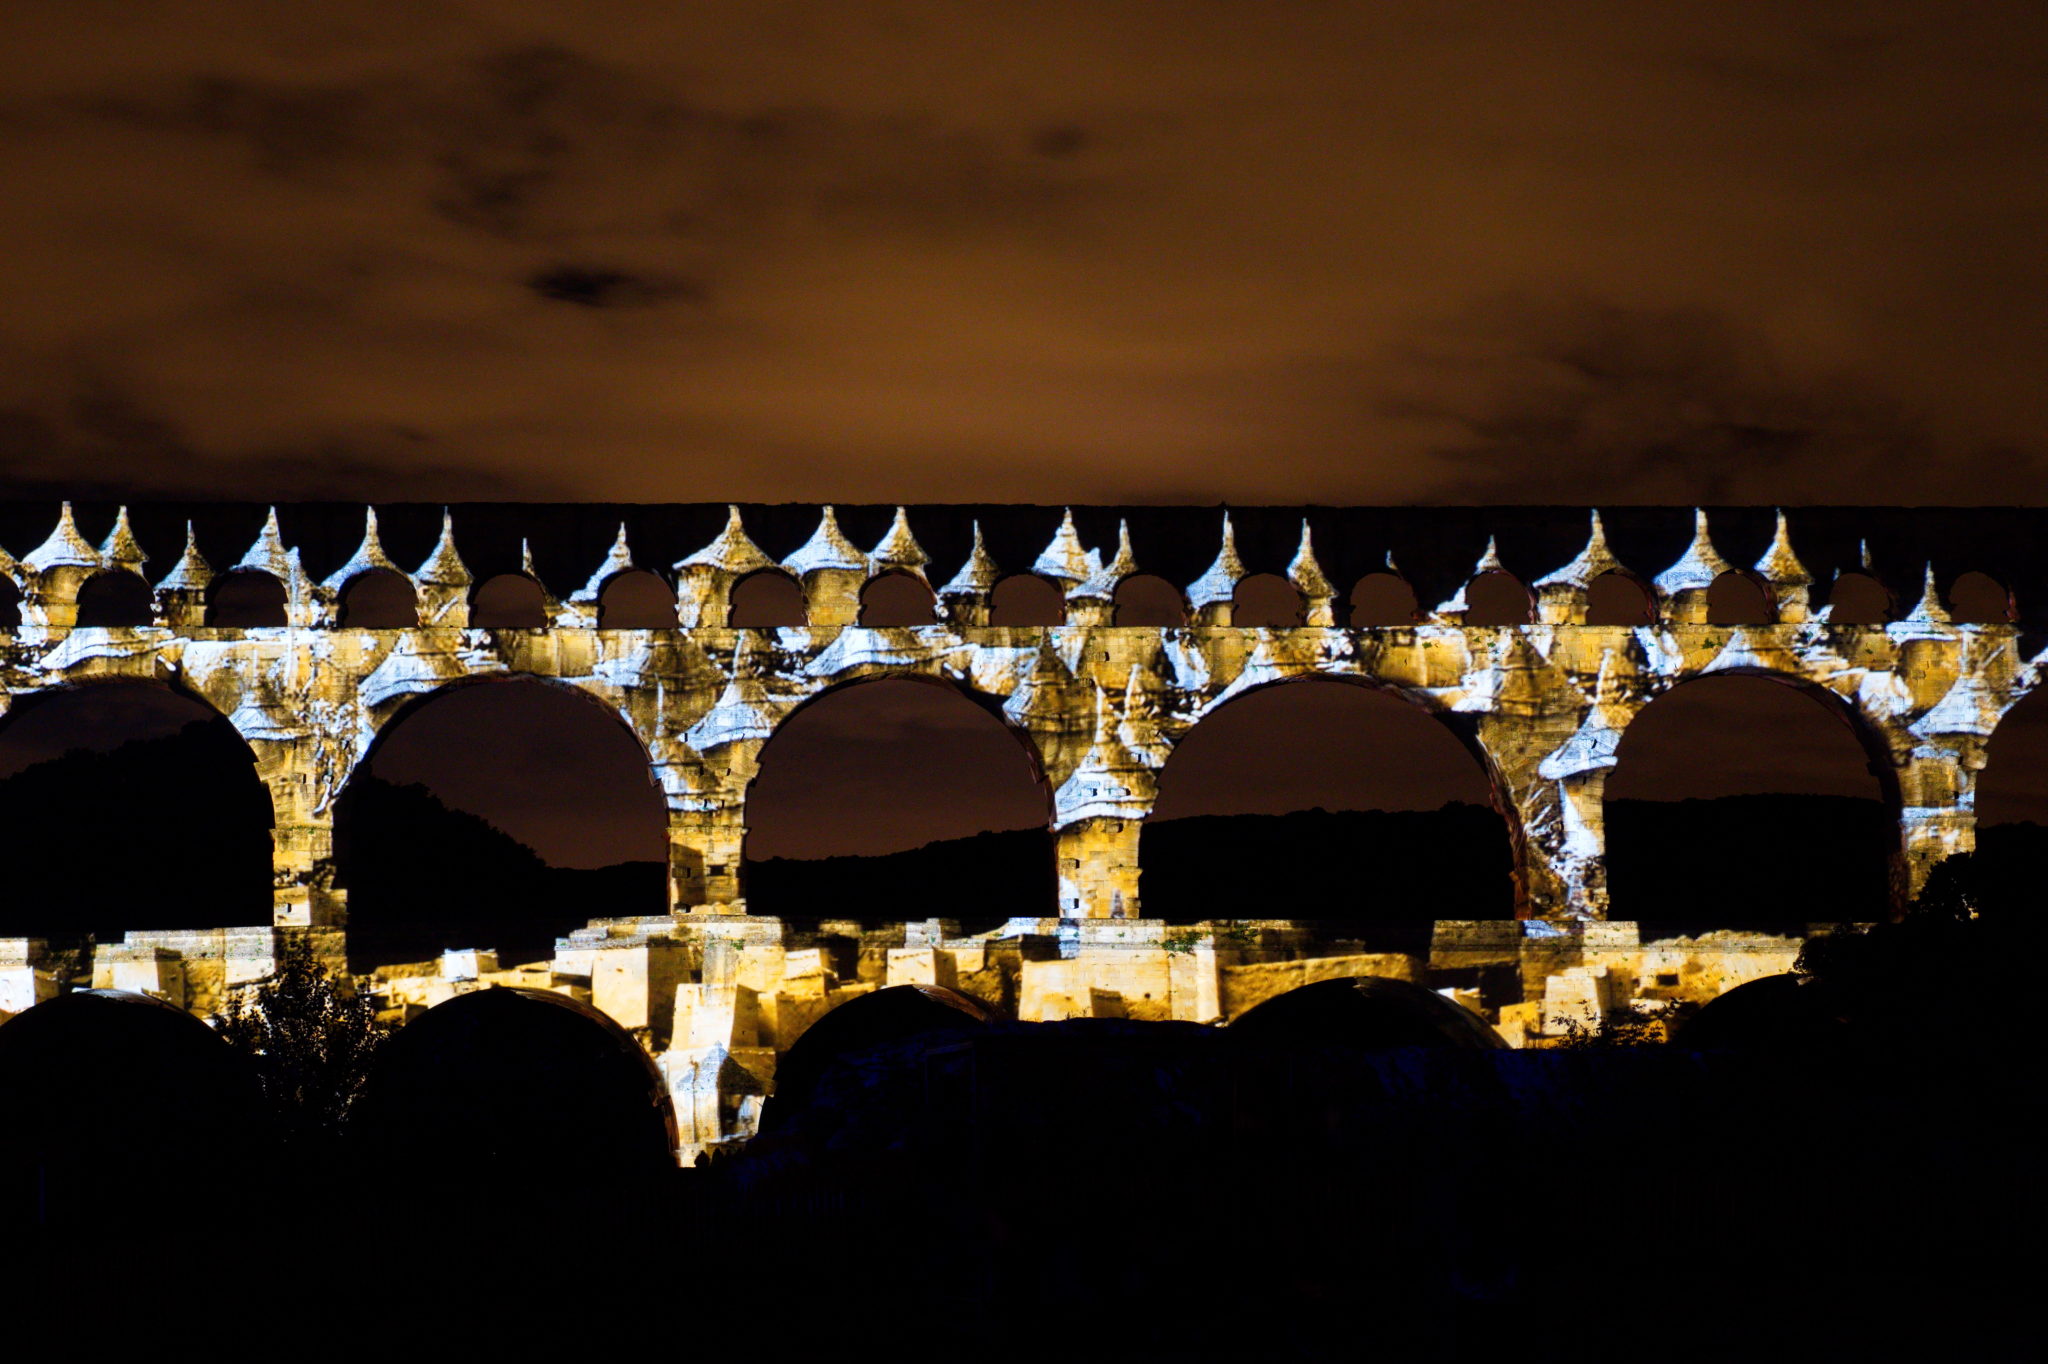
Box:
[742, 677, 1053, 932]
[859, 571, 938, 627]
[348, 987, 675, 1185]
[0, 682, 273, 941]
[1604, 675, 1895, 935]
[1587, 571, 1653, 626]
[0, 991, 266, 1232]
[1970, 686, 2048, 924]
[1229, 976, 1506, 1049]
[730, 569, 806, 628]
[1707, 571, 1774, 625]
[1113, 574, 1185, 626]
[989, 574, 1063, 627]
[1462, 571, 1531, 626]
[1231, 574, 1303, 628]
[1825, 572, 1891, 624]
[760, 983, 990, 1135]
[1140, 678, 1511, 952]
[470, 573, 549, 628]
[0, 576, 19, 627]
[1349, 574, 1417, 626]
[207, 570, 288, 628]
[333, 677, 667, 972]
[339, 569, 418, 628]
[597, 569, 676, 628]
[73, 571, 152, 627]
[1669, 973, 1844, 1050]
[1948, 571, 2011, 624]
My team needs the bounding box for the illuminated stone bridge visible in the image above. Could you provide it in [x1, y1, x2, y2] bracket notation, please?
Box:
[0, 500, 2036, 1156]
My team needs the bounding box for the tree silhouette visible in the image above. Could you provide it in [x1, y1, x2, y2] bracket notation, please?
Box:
[216, 933, 387, 1147]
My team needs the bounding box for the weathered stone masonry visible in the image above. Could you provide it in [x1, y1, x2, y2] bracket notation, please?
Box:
[0, 501, 2035, 1154]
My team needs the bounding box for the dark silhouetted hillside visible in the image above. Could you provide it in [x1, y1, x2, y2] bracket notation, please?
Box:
[746, 826, 1056, 933]
[0, 720, 273, 938]
[1606, 793, 1894, 933]
[334, 774, 663, 971]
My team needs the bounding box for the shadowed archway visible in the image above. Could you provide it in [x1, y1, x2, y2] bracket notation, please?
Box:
[1604, 674, 1898, 933]
[333, 676, 667, 971]
[0, 681, 273, 941]
[742, 677, 1054, 930]
[1139, 678, 1512, 945]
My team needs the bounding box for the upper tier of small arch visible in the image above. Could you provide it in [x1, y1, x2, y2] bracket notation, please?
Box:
[0, 500, 2037, 631]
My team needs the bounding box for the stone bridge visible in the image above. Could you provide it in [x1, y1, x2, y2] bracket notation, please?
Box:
[0, 500, 2037, 1156]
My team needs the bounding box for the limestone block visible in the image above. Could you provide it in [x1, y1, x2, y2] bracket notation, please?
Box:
[0, 964, 58, 1014]
[1541, 966, 1612, 1036]
[592, 937, 687, 1044]
[440, 948, 499, 982]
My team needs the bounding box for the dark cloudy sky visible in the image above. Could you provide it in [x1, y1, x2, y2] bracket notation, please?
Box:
[2, 1, 2045, 505]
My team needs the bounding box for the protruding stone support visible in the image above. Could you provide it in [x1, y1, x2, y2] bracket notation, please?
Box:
[674, 506, 776, 628]
[937, 522, 1000, 627]
[17, 502, 105, 629]
[412, 510, 472, 628]
[154, 523, 214, 629]
[783, 506, 870, 627]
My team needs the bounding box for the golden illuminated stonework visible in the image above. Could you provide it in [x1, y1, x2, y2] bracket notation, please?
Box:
[0, 502, 2024, 1159]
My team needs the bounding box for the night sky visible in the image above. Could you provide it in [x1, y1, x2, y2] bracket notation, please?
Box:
[2, 4, 2046, 863]
[1, 3, 2044, 505]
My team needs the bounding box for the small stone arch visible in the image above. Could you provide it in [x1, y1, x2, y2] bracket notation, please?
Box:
[730, 568, 807, 628]
[73, 570, 153, 627]
[1113, 574, 1186, 627]
[1947, 570, 2012, 624]
[1462, 571, 1532, 626]
[859, 570, 938, 627]
[1349, 573, 1418, 626]
[338, 568, 418, 628]
[1231, 573, 1303, 628]
[1586, 571, 1654, 626]
[989, 573, 1064, 627]
[1824, 572, 1892, 624]
[207, 569, 288, 628]
[597, 568, 677, 628]
[470, 573, 549, 629]
[1706, 570, 1774, 625]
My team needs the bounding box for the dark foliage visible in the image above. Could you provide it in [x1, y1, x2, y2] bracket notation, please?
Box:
[216, 933, 387, 1147]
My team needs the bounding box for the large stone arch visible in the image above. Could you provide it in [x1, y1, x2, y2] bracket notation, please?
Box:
[0, 677, 275, 939]
[332, 672, 668, 970]
[1141, 673, 1516, 938]
[348, 985, 678, 1179]
[756, 982, 990, 1135]
[1603, 669, 1902, 931]
[739, 673, 1055, 926]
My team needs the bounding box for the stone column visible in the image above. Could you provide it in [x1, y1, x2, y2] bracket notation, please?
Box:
[669, 805, 747, 912]
[1054, 817, 1144, 919]
[260, 746, 346, 928]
